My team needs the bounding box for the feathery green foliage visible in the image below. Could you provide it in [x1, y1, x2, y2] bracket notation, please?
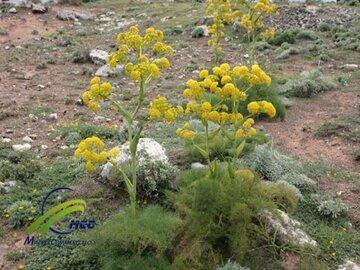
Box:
[85, 205, 182, 269]
[168, 166, 297, 269]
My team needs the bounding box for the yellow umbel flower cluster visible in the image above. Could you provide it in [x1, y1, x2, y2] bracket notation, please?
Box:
[183, 63, 272, 102]
[82, 77, 112, 112]
[184, 101, 244, 125]
[247, 100, 276, 118]
[74, 136, 119, 172]
[206, 0, 236, 60]
[148, 96, 184, 123]
[176, 123, 196, 140]
[235, 118, 257, 138]
[237, 0, 277, 39]
[108, 26, 173, 83]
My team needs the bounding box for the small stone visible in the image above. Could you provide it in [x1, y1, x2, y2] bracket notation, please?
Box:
[60, 145, 69, 150]
[89, 49, 109, 65]
[8, 8, 17, 13]
[12, 143, 32, 152]
[24, 73, 33, 80]
[1, 138, 11, 143]
[94, 115, 107, 122]
[337, 260, 360, 270]
[95, 64, 123, 77]
[41, 145, 48, 150]
[37, 84, 45, 89]
[48, 113, 58, 121]
[1, 180, 17, 193]
[191, 162, 207, 169]
[341, 64, 358, 71]
[57, 10, 93, 21]
[22, 136, 34, 143]
[32, 3, 47, 13]
[29, 114, 38, 122]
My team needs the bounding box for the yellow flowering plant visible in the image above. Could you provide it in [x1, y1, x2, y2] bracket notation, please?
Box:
[235, 0, 278, 63]
[205, 0, 277, 64]
[206, 0, 237, 63]
[149, 62, 276, 176]
[76, 26, 174, 216]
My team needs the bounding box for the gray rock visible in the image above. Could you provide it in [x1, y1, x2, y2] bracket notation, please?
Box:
[95, 64, 123, 77]
[89, 49, 109, 65]
[101, 138, 168, 179]
[12, 143, 31, 152]
[48, 113, 58, 121]
[22, 136, 34, 143]
[197, 16, 214, 26]
[260, 210, 317, 248]
[191, 162, 207, 169]
[0, 181, 17, 193]
[57, 10, 93, 21]
[341, 64, 358, 71]
[8, 7, 17, 13]
[32, 3, 47, 13]
[337, 261, 360, 270]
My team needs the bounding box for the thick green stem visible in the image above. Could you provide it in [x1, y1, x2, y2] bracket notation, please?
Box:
[204, 122, 215, 174]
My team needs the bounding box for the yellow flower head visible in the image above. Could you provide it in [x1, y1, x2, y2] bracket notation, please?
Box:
[247, 101, 260, 114]
[74, 136, 118, 172]
[199, 69, 209, 79]
[82, 78, 113, 112]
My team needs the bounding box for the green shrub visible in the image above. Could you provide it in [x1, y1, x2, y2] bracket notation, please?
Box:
[275, 47, 299, 60]
[71, 48, 91, 63]
[255, 41, 271, 51]
[318, 23, 332, 32]
[58, 124, 121, 144]
[278, 69, 337, 98]
[85, 205, 182, 269]
[25, 245, 97, 270]
[316, 116, 360, 143]
[184, 130, 268, 163]
[0, 153, 41, 183]
[108, 158, 178, 201]
[239, 145, 316, 192]
[296, 30, 319, 41]
[332, 30, 360, 52]
[338, 0, 360, 6]
[355, 149, 360, 161]
[270, 29, 299, 46]
[207, 82, 285, 120]
[169, 166, 297, 269]
[311, 194, 349, 219]
[3, 200, 36, 228]
[5, 250, 25, 262]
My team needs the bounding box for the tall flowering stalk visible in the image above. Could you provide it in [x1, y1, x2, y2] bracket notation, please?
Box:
[206, 0, 277, 64]
[149, 63, 276, 177]
[237, 0, 277, 64]
[206, 0, 237, 63]
[75, 26, 174, 216]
